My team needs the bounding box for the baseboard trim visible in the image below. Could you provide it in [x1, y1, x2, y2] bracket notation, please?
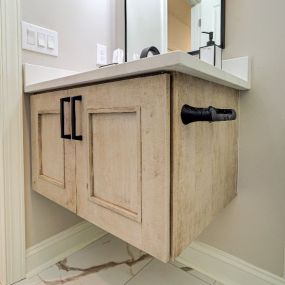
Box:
[26, 221, 107, 278]
[177, 241, 285, 285]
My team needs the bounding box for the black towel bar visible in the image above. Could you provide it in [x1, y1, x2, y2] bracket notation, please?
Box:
[181, 104, 236, 125]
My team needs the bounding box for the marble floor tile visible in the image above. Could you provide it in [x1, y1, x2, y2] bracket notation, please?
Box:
[14, 275, 44, 285]
[38, 265, 61, 282]
[38, 234, 152, 285]
[126, 259, 210, 285]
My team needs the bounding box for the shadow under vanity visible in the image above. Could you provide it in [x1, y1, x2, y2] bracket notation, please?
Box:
[24, 52, 249, 262]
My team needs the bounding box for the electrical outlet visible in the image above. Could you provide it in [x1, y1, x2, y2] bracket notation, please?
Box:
[96, 44, 107, 65]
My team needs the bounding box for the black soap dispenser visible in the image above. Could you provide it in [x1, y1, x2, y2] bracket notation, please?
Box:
[199, 32, 222, 69]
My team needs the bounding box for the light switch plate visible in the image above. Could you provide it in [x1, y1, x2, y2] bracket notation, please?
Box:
[22, 21, 58, 57]
[96, 44, 107, 65]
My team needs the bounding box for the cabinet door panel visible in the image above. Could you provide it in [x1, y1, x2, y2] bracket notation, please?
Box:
[31, 91, 76, 212]
[73, 74, 171, 261]
[89, 107, 141, 222]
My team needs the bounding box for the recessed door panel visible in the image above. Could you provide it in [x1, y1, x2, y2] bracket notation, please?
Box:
[88, 108, 141, 222]
[39, 113, 65, 186]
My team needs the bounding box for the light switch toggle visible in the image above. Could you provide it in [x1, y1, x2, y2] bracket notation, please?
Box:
[47, 35, 55, 50]
[27, 29, 36, 45]
[37, 32, 47, 48]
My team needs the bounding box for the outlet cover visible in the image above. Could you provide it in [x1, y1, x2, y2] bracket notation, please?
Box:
[96, 44, 107, 65]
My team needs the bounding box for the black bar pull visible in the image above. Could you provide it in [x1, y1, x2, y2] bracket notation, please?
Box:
[60, 97, 71, 139]
[181, 104, 236, 125]
[71, 96, 83, 141]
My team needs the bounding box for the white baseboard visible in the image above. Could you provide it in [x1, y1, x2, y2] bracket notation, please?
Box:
[26, 221, 106, 278]
[177, 241, 285, 285]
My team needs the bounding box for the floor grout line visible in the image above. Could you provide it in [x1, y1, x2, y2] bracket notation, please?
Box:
[124, 258, 154, 285]
[168, 262, 213, 285]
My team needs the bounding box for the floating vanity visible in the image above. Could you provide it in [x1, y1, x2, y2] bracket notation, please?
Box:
[25, 52, 250, 262]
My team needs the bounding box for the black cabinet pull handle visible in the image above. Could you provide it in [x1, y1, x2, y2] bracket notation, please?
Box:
[181, 104, 236, 125]
[60, 97, 71, 139]
[71, 96, 83, 141]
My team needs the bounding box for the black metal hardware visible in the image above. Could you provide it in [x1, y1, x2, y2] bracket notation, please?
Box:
[140, 46, 160, 59]
[60, 97, 71, 139]
[202, 31, 215, 46]
[71, 96, 83, 141]
[181, 104, 236, 125]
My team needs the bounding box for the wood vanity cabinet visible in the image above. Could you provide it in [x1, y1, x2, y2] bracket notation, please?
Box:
[30, 72, 238, 262]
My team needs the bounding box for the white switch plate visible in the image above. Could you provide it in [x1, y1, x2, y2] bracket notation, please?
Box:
[22, 21, 58, 57]
[96, 44, 107, 65]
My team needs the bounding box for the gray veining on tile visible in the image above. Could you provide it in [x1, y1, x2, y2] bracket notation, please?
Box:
[15, 234, 219, 285]
[38, 235, 152, 285]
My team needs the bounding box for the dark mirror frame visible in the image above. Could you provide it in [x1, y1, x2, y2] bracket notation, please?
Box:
[220, 0, 226, 49]
[124, 0, 226, 62]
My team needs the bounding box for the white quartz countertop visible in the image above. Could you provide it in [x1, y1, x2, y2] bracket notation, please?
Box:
[24, 51, 251, 94]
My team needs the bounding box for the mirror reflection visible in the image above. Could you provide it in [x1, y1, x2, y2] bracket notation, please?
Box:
[125, 0, 225, 61]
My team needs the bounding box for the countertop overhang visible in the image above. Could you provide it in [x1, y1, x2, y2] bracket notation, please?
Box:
[24, 51, 251, 94]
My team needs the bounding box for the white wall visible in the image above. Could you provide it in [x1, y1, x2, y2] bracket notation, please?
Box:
[198, 0, 285, 277]
[126, 0, 167, 61]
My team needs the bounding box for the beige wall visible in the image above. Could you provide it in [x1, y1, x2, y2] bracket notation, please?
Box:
[21, 0, 124, 71]
[199, 0, 285, 277]
[22, 0, 124, 248]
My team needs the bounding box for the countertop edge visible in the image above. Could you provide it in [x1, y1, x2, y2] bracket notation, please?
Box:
[24, 52, 251, 94]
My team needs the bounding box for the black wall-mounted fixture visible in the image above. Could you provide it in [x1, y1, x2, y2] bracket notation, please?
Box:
[140, 46, 160, 58]
[181, 104, 236, 125]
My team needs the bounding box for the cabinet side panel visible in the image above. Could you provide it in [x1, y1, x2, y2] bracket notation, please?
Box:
[171, 73, 239, 258]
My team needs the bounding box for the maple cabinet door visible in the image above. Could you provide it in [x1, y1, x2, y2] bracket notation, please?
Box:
[30, 91, 76, 212]
[72, 74, 171, 261]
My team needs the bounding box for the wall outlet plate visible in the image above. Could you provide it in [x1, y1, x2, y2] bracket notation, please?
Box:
[22, 21, 58, 57]
[96, 44, 107, 65]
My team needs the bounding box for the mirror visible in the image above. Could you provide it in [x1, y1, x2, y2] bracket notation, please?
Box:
[125, 0, 225, 61]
